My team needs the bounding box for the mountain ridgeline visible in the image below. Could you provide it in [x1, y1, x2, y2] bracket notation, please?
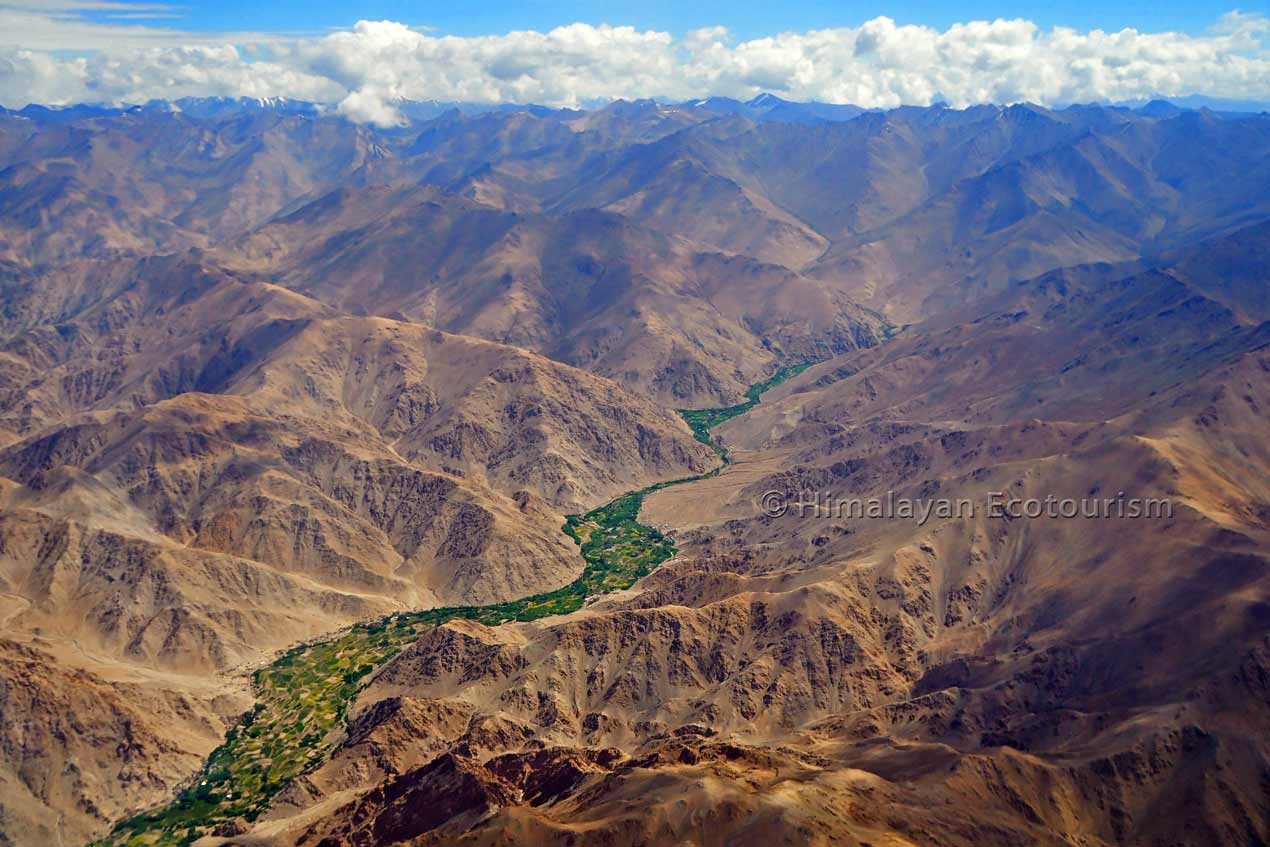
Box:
[0, 97, 1266, 847]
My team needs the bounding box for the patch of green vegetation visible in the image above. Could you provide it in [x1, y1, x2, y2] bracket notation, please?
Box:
[678, 362, 812, 458]
[96, 361, 812, 846]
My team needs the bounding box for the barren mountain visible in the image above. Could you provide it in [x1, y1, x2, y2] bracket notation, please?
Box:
[0, 249, 714, 843]
[217, 184, 879, 405]
[252, 224, 1270, 847]
[0, 99, 1266, 847]
[8, 100, 1270, 395]
[0, 111, 392, 269]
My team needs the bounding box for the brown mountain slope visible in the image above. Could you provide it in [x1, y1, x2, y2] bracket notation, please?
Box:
[253, 228, 1270, 847]
[0, 260, 715, 659]
[1, 101, 1268, 847]
[216, 184, 879, 406]
[265, 368, 1270, 844]
[540, 129, 830, 267]
[721, 262, 1268, 435]
[0, 637, 250, 847]
[452, 103, 1270, 326]
[5, 103, 1267, 392]
[245, 317, 716, 507]
[5, 103, 1268, 340]
[0, 253, 715, 844]
[0, 112, 391, 269]
[0, 101, 716, 275]
[0, 253, 715, 507]
[412, 104, 1270, 329]
[805, 111, 1270, 320]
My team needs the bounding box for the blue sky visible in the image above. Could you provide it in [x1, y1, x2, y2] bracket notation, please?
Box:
[2, 0, 1268, 113]
[77, 0, 1249, 40]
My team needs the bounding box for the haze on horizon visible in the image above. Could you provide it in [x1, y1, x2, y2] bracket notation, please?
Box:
[1, 0, 1268, 124]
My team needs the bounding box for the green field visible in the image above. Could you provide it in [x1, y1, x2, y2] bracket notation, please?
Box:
[97, 361, 811, 847]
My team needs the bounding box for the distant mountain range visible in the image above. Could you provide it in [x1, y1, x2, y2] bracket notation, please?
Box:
[4, 92, 1267, 128]
[0, 94, 1267, 847]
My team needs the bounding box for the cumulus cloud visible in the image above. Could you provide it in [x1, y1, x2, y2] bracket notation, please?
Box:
[2, 11, 1269, 122]
[293, 21, 684, 123]
[0, 45, 342, 105]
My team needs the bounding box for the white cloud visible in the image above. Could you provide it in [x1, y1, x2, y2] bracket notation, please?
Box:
[0, 45, 342, 105]
[2, 12, 1268, 121]
[0, 0, 289, 51]
[299, 21, 684, 124]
